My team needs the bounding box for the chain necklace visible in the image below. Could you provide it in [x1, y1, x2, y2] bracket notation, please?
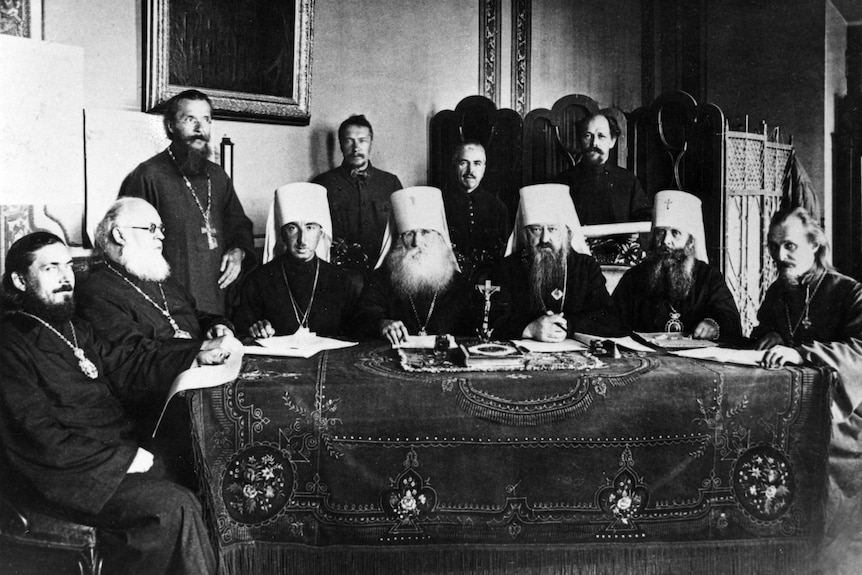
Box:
[15, 312, 98, 379]
[106, 264, 192, 339]
[280, 258, 320, 331]
[408, 290, 440, 336]
[784, 271, 826, 343]
[665, 303, 684, 332]
[540, 254, 568, 312]
[166, 146, 217, 250]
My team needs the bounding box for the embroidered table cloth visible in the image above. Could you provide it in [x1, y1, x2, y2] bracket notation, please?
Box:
[190, 344, 832, 574]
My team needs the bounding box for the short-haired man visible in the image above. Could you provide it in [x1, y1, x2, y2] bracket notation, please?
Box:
[120, 89, 255, 315]
[312, 114, 403, 273]
[443, 141, 510, 282]
[555, 113, 651, 226]
[751, 207, 862, 572]
[0, 232, 218, 574]
[234, 183, 362, 338]
[492, 184, 625, 342]
[77, 197, 239, 485]
[352, 187, 476, 344]
[612, 190, 742, 342]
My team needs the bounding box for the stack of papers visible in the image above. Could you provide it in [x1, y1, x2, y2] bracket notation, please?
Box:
[511, 339, 588, 353]
[670, 347, 766, 366]
[244, 334, 357, 358]
[572, 333, 655, 353]
[392, 334, 456, 350]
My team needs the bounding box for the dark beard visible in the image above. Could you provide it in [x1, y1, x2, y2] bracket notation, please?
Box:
[20, 290, 76, 323]
[173, 141, 210, 175]
[526, 244, 568, 311]
[643, 247, 695, 303]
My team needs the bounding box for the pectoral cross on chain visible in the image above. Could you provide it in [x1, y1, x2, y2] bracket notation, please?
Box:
[476, 279, 500, 342]
[202, 219, 218, 250]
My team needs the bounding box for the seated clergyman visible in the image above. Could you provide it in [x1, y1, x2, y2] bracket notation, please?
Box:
[491, 184, 625, 342]
[352, 186, 476, 344]
[77, 197, 241, 486]
[0, 232, 217, 574]
[612, 190, 742, 342]
[750, 206, 862, 572]
[234, 183, 362, 338]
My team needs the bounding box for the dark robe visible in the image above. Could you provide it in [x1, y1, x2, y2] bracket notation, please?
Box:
[612, 259, 742, 343]
[119, 149, 256, 315]
[751, 268, 862, 572]
[0, 313, 214, 574]
[234, 255, 363, 338]
[491, 251, 626, 339]
[444, 185, 510, 282]
[352, 269, 477, 339]
[77, 262, 231, 485]
[312, 163, 402, 272]
[555, 162, 652, 225]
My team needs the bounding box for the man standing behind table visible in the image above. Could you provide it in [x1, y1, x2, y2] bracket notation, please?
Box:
[751, 207, 862, 573]
[491, 184, 625, 342]
[612, 190, 742, 343]
[352, 187, 477, 344]
[77, 197, 238, 486]
[443, 141, 510, 283]
[555, 113, 652, 225]
[312, 115, 403, 274]
[120, 89, 255, 315]
[0, 232, 222, 574]
[234, 183, 362, 338]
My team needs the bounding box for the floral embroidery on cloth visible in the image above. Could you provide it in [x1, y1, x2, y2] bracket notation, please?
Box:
[222, 444, 295, 525]
[732, 445, 794, 521]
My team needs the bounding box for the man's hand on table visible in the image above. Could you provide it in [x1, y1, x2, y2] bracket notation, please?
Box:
[693, 318, 719, 340]
[249, 320, 276, 339]
[523, 312, 567, 343]
[197, 334, 241, 365]
[380, 319, 409, 346]
[759, 344, 803, 369]
[206, 323, 233, 339]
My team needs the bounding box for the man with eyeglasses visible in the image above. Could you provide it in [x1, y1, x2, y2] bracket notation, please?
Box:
[352, 187, 477, 344]
[77, 197, 239, 487]
[234, 183, 362, 338]
[0, 232, 219, 574]
[491, 184, 624, 342]
[120, 89, 255, 316]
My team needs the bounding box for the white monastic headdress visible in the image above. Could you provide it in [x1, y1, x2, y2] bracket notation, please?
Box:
[374, 186, 457, 270]
[263, 183, 333, 263]
[505, 184, 590, 256]
[652, 190, 708, 263]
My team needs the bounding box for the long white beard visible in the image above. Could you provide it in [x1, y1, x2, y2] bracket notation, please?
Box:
[119, 243, 171, 282]
[388, 237, 457, 300]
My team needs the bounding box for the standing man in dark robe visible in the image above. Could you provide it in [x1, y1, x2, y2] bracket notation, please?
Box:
[312, 114, 403, 275]
[352, 187, 476, 344]
[492, 184, 625, 342]
[554, 113, 652, 226]
[443, 141, 510, 283]
[120, 89, 256, 315]
[0, 232, 221, 574]
[613, 190, 742, 343]
[234, 183, 362, 338]
[751, 207, 862, 573]
[77, 197, 239, 486]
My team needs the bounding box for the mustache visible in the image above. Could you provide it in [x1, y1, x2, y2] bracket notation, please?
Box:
[585, 147, 602, 154]
[53, 285, 73, 293]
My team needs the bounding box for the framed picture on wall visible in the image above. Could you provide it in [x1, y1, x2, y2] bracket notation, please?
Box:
[0, 0, 42, 39]
[144, 0, 314, 125]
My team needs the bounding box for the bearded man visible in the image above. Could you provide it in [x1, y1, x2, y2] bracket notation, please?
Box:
[352, 187, 476, 344]
[234, 183, 362, 338]
[120, 89, 255, 315]
[0, 232, 218, 574]
[750, 207, 862, 573]
[491, 184, 624, 342]
[612, 190, 741, 342]
[77, 197, 239, 486]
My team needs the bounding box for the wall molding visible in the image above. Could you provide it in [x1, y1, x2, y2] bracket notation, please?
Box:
[480, 0, 502, 106]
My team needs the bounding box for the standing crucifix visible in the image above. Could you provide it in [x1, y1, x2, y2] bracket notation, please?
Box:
[476, 279, 500, 342]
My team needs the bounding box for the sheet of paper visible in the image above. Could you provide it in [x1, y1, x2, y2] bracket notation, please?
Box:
[392, 334, 456, 350]
[246, 334, 358, 358]
[572, 332, 656, 353]
[671, 347, 766, 366]
[512, 339, 588, 353]
[153, 340, 244, 437]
